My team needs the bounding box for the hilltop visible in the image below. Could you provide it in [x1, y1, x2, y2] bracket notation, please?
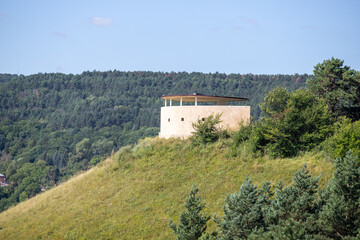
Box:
[0, 137, 333, 240]
[0, 71, 307, 212]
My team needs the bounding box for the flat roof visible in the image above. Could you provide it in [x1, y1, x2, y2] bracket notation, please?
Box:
[162, 93, 248, 102]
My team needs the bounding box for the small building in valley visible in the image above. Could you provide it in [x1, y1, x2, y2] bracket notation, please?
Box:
[159, 93, 250, 139]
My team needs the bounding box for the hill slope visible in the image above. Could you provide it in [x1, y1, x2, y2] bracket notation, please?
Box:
[0, 71, 307, 211]
[0, 138, 333, 240]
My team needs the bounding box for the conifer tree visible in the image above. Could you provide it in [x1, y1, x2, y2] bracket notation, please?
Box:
[169, 184, 211, 240]
[307, 57, 360, 120]
[216, 177, 272, 239]
[248, 218, 317, 240]
[265, 164, 320, 234]
[317, 152, 360, 239]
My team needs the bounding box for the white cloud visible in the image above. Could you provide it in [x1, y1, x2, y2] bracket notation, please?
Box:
[90, 17, 114, 26]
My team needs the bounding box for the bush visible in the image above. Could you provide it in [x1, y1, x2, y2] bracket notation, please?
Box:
[190, 113, 226, 146]
[230, 121, 261, 158]
[233, 121, 254, 144]
[321, 118, 360, 160]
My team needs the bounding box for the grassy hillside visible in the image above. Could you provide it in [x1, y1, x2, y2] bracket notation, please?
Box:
[0, 137, 333, 240]
[0, 72, 307, 211]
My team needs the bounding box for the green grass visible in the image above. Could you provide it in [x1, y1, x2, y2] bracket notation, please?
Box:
[0, 137, 334, 239]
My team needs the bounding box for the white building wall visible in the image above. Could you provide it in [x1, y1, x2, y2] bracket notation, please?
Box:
[159, 106, 250, 139]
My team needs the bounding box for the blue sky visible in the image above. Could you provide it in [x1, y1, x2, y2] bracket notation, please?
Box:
[1, 0, 359, 75]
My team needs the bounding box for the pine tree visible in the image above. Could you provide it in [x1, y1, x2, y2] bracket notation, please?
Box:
[248, 218, 321, 240]
[317, 151, 360, 239]
[265, 164, 320, 235]
[307, 57, 360, 120]
[216, 177, 272, 239]
[169, 184, 211, 240]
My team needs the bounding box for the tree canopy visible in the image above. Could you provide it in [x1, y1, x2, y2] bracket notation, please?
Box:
[238, 87, 334, 158]
[307, 57, 360, 120]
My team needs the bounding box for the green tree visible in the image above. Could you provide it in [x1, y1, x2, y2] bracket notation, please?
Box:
[19, 191, 28, 202]
[254, 88, 333, 157]
[190, 113, 223, 145]
[265, 165, 320, 231]
[317, 152, 360, 239]
[25, 182, 41, 197]
[215, 177, 272, 240]
[75, 138, 91, 157]
[248, 218, 319, 240]
[169, 184, 211, 240]
[260, 86, 290, 118]
[307, 57, 360, 120]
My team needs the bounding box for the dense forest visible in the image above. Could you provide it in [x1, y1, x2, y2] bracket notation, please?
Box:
[0, 71, 307, 211]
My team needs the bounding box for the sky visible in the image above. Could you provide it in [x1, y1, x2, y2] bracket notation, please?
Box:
[0, 0, 359, 75]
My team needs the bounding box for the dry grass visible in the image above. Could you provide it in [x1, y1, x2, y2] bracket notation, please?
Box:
[0, 137, 334, 239]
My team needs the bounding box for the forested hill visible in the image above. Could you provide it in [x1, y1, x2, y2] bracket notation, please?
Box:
[0, 71, 307, 212]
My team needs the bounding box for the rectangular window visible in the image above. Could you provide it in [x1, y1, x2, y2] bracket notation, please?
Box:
[202, 118, 205, 121]
[181, 118, 184, 121]
[168, 118, 170, 122]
